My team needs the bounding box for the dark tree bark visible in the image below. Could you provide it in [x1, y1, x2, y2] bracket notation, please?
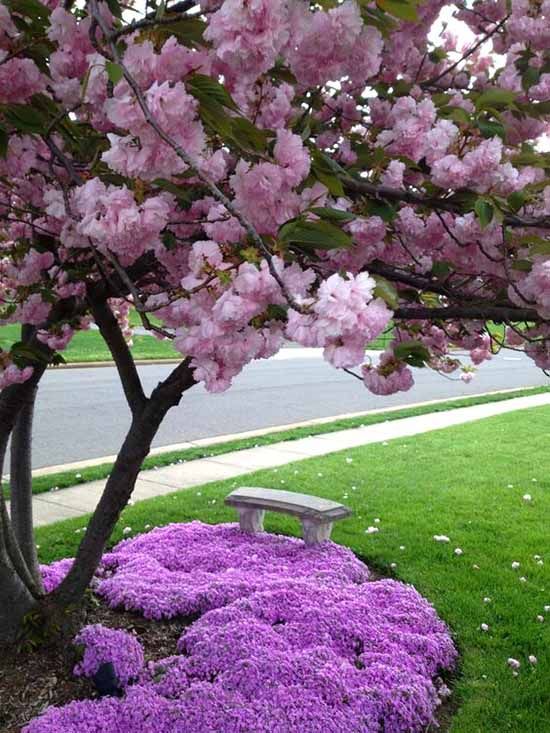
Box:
[52, 359, 196, 608]
[10, 381, 43, 591]
[0, 434, 36, 645]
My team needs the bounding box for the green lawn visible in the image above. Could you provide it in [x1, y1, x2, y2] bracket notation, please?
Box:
[0, 323, 177, 363]
[21, 385, 550, 498]
[37, 405, 550, 731]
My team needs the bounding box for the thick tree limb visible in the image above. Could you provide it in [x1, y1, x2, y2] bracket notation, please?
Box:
[52, 359, 195, 607]
[394, 305, 539, 321]
[89, 297, 146, 415]
[343, 177, 550, 230]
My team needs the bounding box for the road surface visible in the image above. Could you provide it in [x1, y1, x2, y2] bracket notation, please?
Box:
[29, 349, 548, 469]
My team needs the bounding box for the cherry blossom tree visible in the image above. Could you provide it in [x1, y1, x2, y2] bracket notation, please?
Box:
[1, 0, 550, 641]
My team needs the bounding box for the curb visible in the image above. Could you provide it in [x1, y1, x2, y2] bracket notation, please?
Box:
[27, 385, 547, 478]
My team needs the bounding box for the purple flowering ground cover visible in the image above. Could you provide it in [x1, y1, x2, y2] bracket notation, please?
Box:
[27, 521, 457, 733]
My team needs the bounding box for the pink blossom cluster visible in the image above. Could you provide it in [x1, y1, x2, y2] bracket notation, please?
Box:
[103, 81, 206, 180]
[431, 137, 537, 194]
[375, 97, 458, 165]
[287, 273, 392, 368]
[0, 57, 46, 104]
[0, 359, 33, 391]
[70, 180, 172, 265]
[362, 351, 415, 396]
[30, 522, 456, 733]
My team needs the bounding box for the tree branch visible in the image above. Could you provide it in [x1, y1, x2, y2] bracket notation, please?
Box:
[394, 305, 539, 321]
[89, 297, 147, 415]
[343, 177, 550, 229]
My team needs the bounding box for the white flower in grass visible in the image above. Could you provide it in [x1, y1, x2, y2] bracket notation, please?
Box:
[345, 457, 353, 464]
[75, 473, 82, 479]
[122, 527, 132, 535]
[507, 658, 521, 670]
[399, 545, 406, 551]
[454, 548, 463, 556]
[537, 560, 544, 566]
[532, 478, 538, 482]
[519, 576, 527, 583]
[365, 526, 379, 535]
[544, 605, 550, 613]
[483, 597, 491, 604]
[390, 562, 397, 569]
[523, 494, 532, 502]
[472, 564, 480, 570]
[144, 524, 151, 530]
[534, 555, 541, 560]
[507, 484, 514, 489]
[529, 655, 538, 665]
[374, 518, 380, 524]
[433, 535, 450, 543]
[511, 561, 520, 569]
[480, 623, 489, 632]
[536, 615, 544, 623]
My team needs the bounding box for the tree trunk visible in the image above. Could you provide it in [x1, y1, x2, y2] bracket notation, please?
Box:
[52, 360, 195, 609]
[10, 382, 43, 591]
[0, 435, 36, 645]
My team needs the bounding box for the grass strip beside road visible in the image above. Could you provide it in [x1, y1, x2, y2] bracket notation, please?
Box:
[37, 406, 550, 731]
[17, 385, 550, 499]
[0, 324, 176, 363]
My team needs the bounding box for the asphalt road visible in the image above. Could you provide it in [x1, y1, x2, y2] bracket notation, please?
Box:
[29, 349, 548, 469]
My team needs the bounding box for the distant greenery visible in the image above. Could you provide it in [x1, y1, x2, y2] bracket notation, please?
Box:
[0, 323, 176, 363]
[20, 385, 550, 499]
[38, 405, 550, 731]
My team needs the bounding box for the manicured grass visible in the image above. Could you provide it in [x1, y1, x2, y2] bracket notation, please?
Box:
[38, 405, 550, 731]
[18, 385, 550, 500]
[0, 324, 177, 363]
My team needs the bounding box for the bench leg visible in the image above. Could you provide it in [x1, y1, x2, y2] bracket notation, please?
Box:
[301, 518, 333, 546]
[237, 507, 265, 534]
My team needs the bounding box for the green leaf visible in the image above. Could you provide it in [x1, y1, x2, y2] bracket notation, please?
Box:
[438, 105, 471, 126]
[310, 207, 356, 222]
[197, 96, 233, 138]
[10, 341, 50, 367]
[5, 0, 50, 23]
[364, 199, 397, 222]
[475, 88, 517, 110]
[507, 191, 527, 213]
[519, 235, 550, 256]
[104, 0, 122, 18]
[474, 199, 494, 228]
[372, 276, 399, 309]
[393, 340, 430, 367]
[279, 219, 352, 250]
[230, 117, 270, 153]
[187, 74, 238, 112]
[311, 150, 346, 197]
[2, 104, 45, 133]
[0, 126, 8, 158]
[159, 16, 206, 46]
[376, 0, 418, 21]
[511, 259, 532, 272]
[521, 66, 540, 92]
[105, 61, 124, 85]
[476, 118, 505, 140]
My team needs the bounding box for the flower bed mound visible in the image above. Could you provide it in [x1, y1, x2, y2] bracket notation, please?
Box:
[30, 522, 457, 732]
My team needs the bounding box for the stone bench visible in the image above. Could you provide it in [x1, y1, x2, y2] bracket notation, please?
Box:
[225, 487, 352, 545]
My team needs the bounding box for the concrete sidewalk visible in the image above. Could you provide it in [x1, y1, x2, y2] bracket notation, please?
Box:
[19, 391, 550, 527]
